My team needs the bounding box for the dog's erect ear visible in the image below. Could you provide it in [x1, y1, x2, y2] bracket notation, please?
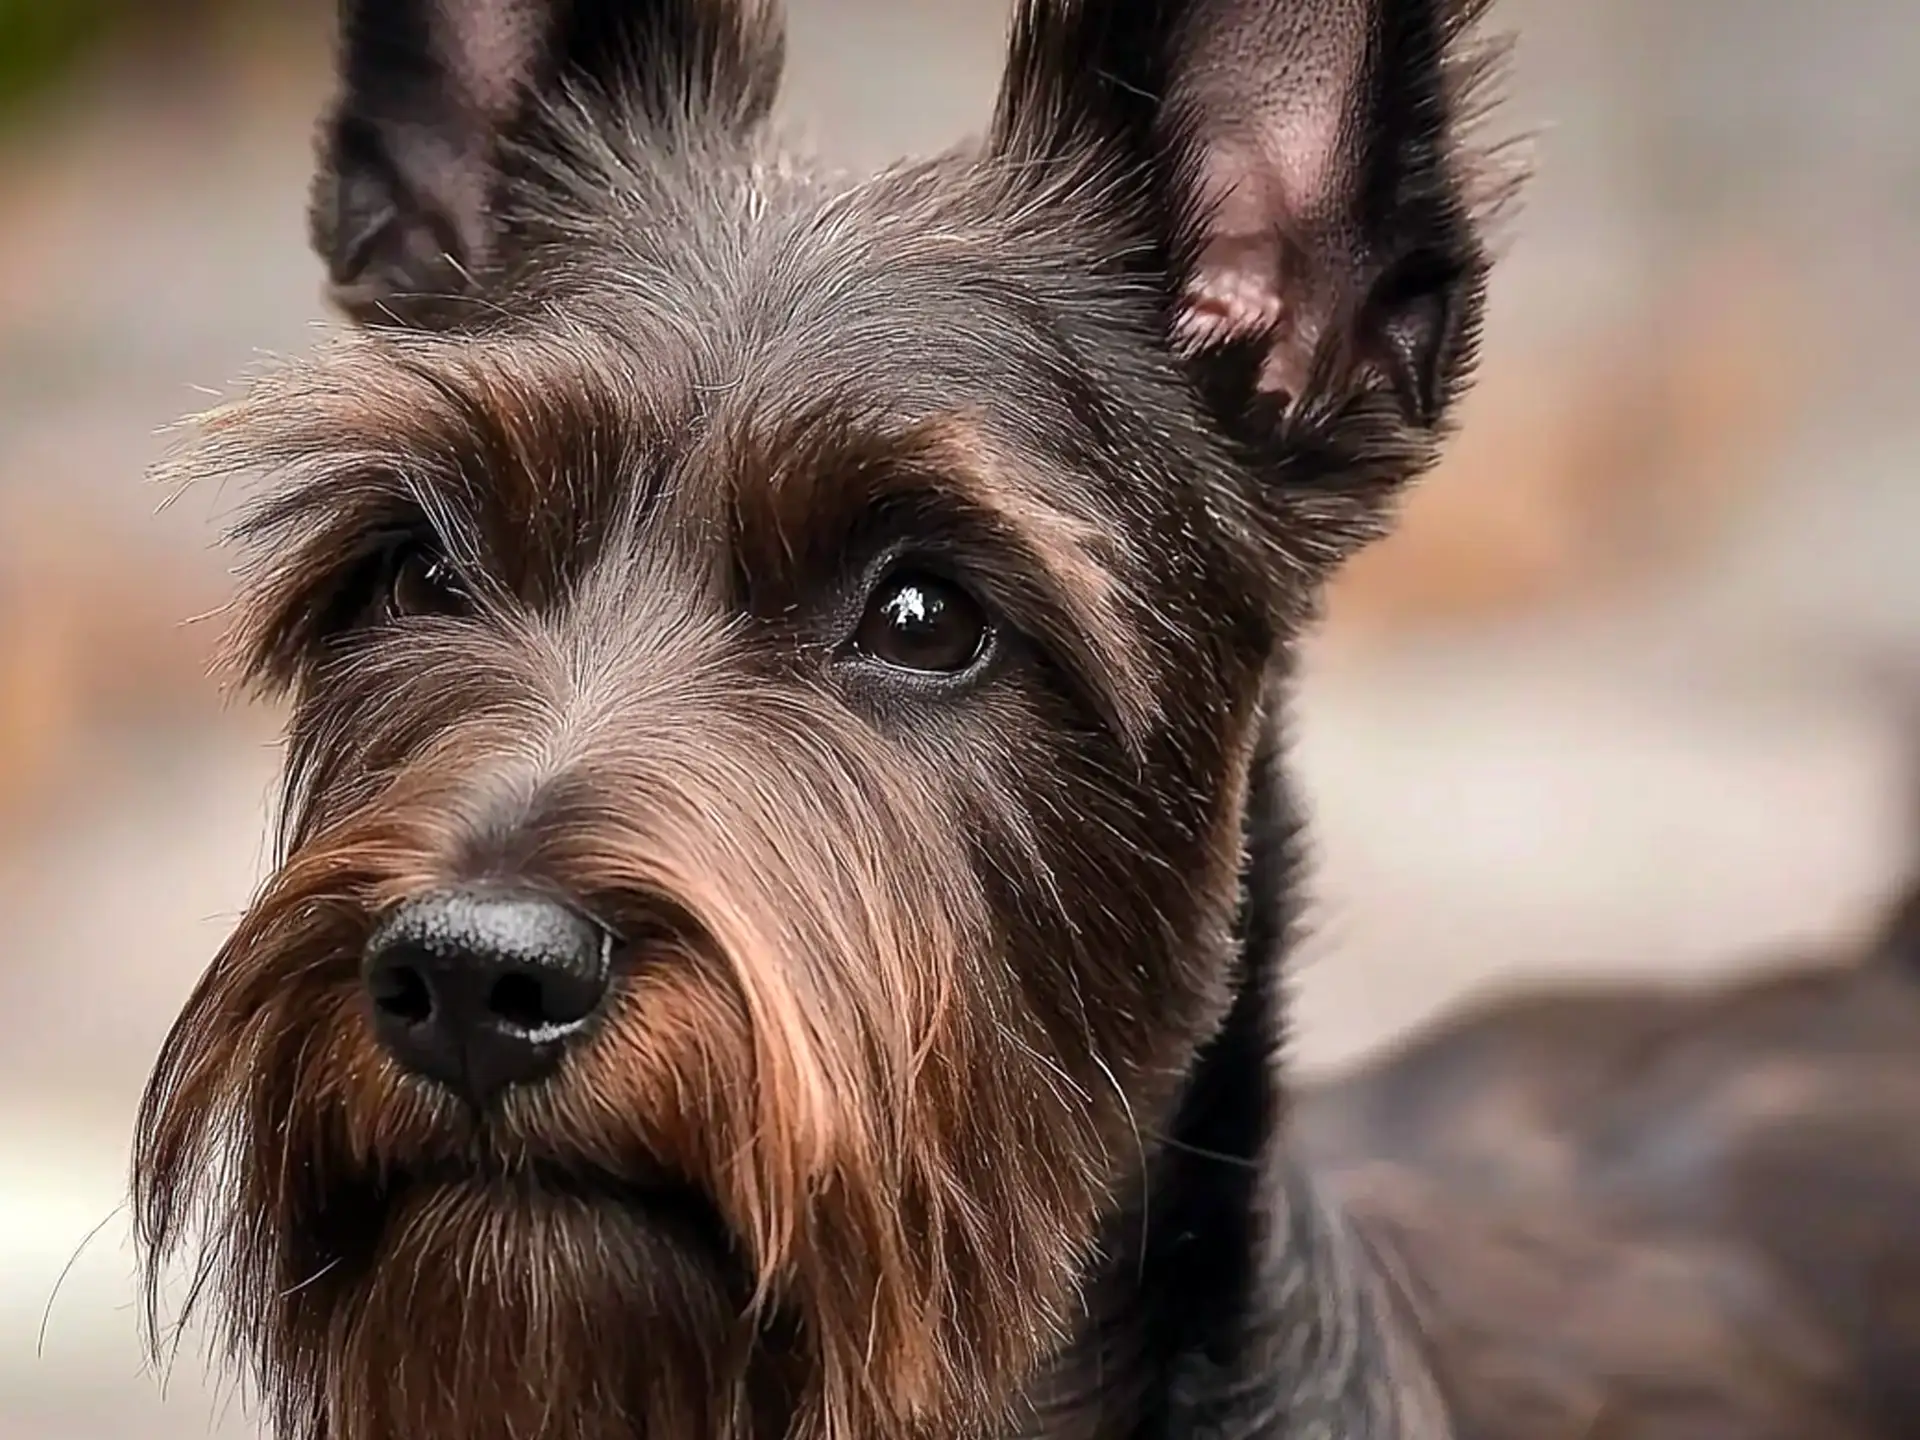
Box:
[993, 0, 1510, 438]
[311, 0, 786, 325]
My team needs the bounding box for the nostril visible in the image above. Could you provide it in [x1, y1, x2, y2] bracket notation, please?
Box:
[485, 963, 606, 1033]
[369, 961, 433, 1025]
[487, 972, 552, 1032]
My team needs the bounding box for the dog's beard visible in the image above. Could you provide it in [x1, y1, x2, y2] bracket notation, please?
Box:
[135, 708, 1145, 1440]
[136, 913, 763, 1440]
[295, 1178, 760, 1440]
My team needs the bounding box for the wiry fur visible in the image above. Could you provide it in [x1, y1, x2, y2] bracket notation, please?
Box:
[136, 2, 1511, 1438]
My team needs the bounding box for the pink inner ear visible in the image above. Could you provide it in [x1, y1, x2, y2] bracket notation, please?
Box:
[1172, 163, 1310, 398]
[1171, 99, 1353, 398]
[1174, 237, 1287, 356]
[1169, 0, 1365, 397]
[1172, 141, 1290, 355]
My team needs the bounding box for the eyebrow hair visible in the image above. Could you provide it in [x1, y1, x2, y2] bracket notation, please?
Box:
[718, 407, 1160, 751]
[177, 323, 666, 538]
[186, 323, 670, 602]
[179, 329, 1165, 751]
[167, 328, 630, 681]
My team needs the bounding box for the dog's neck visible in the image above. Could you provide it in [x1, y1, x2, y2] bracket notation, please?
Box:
[1021, 703, 1452, 1440]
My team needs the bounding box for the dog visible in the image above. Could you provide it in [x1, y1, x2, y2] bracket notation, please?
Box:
[1297, 877, 1920, 1440]
[131, 0, 1518, 1436]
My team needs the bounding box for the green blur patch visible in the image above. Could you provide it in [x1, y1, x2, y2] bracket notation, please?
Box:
[0, 0, 118, 120]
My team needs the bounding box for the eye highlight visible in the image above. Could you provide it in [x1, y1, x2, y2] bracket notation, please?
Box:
[851, 572, 991, 676]
[382, 542, 470, 622]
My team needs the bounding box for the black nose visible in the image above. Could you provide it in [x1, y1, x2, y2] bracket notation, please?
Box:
[362, 888, 612, 1107]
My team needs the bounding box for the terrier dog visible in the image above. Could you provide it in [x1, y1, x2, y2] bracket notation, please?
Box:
[134, 1, 1512, 1437]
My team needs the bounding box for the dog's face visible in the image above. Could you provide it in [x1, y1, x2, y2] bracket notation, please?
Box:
[136, 2, 1501, 1437]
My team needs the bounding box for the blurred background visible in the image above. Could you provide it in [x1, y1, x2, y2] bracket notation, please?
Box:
[0, 1, 1915, 1435]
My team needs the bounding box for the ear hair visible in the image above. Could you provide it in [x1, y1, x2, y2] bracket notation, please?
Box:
[309, 0, 787, 327]
[992, 0, 1519, 439]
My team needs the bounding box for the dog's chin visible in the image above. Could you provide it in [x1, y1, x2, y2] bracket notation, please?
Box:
[289, 1162, 777, 1440]
[382, 1159, 735, 1255]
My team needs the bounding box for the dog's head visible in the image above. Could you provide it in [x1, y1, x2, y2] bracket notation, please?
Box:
[136, 2, 1505, 1436]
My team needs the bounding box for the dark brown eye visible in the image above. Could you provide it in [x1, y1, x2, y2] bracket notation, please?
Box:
[384, 545, 467, 621]
[852, 572, 990, 675]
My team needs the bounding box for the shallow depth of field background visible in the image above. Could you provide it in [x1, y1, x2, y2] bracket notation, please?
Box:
[1, 2, 1916, 1436]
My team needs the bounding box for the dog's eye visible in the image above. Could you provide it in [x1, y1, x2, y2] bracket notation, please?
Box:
[383, 545, 468, 621]
[852, 572, 990, 675]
